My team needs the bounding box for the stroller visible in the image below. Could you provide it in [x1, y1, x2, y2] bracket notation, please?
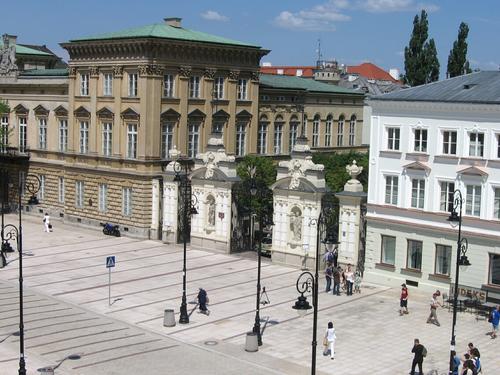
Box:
[197, 288, 210, 315]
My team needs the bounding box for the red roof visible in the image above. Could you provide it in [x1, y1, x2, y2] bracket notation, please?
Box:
[260, 66, 315, 78]
[346, 62, 398, 82]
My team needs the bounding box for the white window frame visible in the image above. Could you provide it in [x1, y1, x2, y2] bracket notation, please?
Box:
[495, 187, 500, 220]
[75, 181, 84, 208]
[98, 183, 107, 212]
[237, 79, 248, 100]
[465, 184, 481, 217]
[384, 175, 398, 205]
[435, 244, 452, 276]
[126, 123, 138, 159]
[103, 73, 113, 96]
[468, 132, 484, 157]
[439, 181, 455, 213]
[386, 127, 400, 151]
[58, 176, 65, 203]
[163, 74, 175, 98]
[122, 187, 132, 216]
[79, 121, 89, 153]
[102, 122, 113, 157]
[312, 116, 320, 147]
[214, 77, 224, 100]
[337, 116, 344, 146]
[1, 115, 8, 152]
[442, 130, 457, 155]
[188, 122, 200, 158]
[325, 116, 332, 147]
[274, 121, 283, 154]
[257, 121, 267, 155]
[289, 120, 299, 153]
[128, 72, 138, 97]
[381, 235, 396, 266]
[236, 122, 246, 156]
[189, 76, 201, 98]
[80, 73, 89, 96]
[38, 175, 45, 201]
[38, 117, 47, 149]
[348, 116, 356, 146]
[407, 240, 423, 270]
[414, 128, 428, 153]
[58, 119, 68, 152]
[161, 122, 174, 159]
[19, 117, 27, 153]
[411, 178, 426, 209]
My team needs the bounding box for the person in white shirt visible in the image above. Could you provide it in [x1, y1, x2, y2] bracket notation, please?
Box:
[323, 321, 337, 360]
[43, 212, 51, 232]
[426, 290, 442, 326]
[344, 265, 354, 296]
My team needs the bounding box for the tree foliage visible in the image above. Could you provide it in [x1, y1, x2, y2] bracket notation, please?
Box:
[403, 10, 440, 86]
[447, 22, 472, 78]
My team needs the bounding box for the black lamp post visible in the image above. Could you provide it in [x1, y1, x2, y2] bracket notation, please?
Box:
[173, 157, 198, 324]
[292, 195, 337, 375]
[447, 189, 471, 375]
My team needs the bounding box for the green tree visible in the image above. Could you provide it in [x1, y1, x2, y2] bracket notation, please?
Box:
[403, 10, 440, 86]
[447, 22, 472, 78]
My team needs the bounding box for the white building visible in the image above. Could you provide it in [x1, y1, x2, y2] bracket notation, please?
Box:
[364, 72, 500, 303]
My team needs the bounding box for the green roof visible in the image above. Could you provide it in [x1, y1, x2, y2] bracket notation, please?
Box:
[20, 68, 68, 77]
[260, 74, 363, 95]
[0, 42, 52, 56]
[71, 23, 260, 48]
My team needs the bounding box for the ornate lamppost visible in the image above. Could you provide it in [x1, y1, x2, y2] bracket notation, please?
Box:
[447, 189, 471, 375]
[292, 194, 338, 375]
[173, 157, 198, 324]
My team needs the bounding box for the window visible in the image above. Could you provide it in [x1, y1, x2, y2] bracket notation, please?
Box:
[102, 122, 112, 156]
[466, 185, 481, 217]
[38, 175, 45, 201]
[414, 129, 427, 152]
[98, 183, 107, 212]
[277, 96, 286, 102]
[58, 177, 65, 203]
[38, 117, 47, 149]
[122, 187, 132, 216]
[163, 74, 175, 97]
[188, 122, 200, 158]
[212, 119, 224, 135]
[103, 73, 113, 96]
[337, 116, 344, 146]
[435, 245, 451, 276]
[489, 253, 500, 286]
[325, 115, 332, 147]
[214, 77, 224, 99]
[128, 73, 138, 97]
[385, 176, 398, 205]
[274, 120, 283, 154]
[312, 115, 320, 147]
[411, 179, 425, 209]
[59, 119, 68, 152]
[303, 115, 308, 136]
[289, 118, 299, 153]
[189, 76, 201, 98]
[442, 131, 457, 155]
[348, 115, 356, 146]
[75, 181, 84, 208]
[387, 127, 400, 150]
[161, 122, 174, 159]
[407, 240, 423, 270]
[497, 134, 500, 158]
[1, 116, 8, 152]
[237, 79, 247, 100]
[257, 121, 267, 154]
[439, 182, 455, 212]
[381, 235, 396, 265]
[469, 132, 484, 157]
[19, 117, 27, 153]
[495, 188, 500, 219]
[80, 73, 89, 96]
[236, 122, 246, 156]
[127, 123, 138, 159]
[260, 95, 270, 101]
[79, 121, 89, 153]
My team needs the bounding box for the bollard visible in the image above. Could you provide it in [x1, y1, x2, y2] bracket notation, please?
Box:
[245, 331, 258, 352]
[163, 309, 176, 327]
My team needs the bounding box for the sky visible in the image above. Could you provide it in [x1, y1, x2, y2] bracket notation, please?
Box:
[3, 0, 500, 77]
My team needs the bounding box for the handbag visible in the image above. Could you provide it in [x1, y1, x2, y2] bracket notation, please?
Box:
[323, 337, 328, 346]
[48, 224, 53, 229]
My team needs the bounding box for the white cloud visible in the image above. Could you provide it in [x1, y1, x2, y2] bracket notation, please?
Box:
[354, 0, 439, 13]
[274, 2, 350, 32]
[201, 10, 229, 22]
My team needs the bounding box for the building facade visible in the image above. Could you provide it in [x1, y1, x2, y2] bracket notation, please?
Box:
[364, 72, 500, 302]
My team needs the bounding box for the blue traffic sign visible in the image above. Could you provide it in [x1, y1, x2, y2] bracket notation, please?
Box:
[106, 256, 116, 268]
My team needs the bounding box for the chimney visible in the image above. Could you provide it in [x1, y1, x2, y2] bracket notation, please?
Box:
[164, 17, 182, 28]
[2, 34, 17, 48]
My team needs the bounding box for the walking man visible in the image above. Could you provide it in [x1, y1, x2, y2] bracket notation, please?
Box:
[197, 288, 210, 315]
[400, 283, 409, 315]
[410, 338, 426, 375]
[490, 305, 500, 339]
[427, 290, 442, 326]
[43, 212, 51, 232]
[332, 266, 341, 296]
[324, 263, 333, 293]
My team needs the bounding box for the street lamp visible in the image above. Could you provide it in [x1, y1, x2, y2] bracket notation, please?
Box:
[292, 194, 337, 375]
[37, 354, 81, 374]
[447, 189, 471, 375]
[173, 157, 198, 324]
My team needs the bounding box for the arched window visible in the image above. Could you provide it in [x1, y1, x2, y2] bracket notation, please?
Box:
[289, 115, 299, 152]
[235, 121, 246, 156]
[325, 114, 333, 147]
[312, 115, 320, 147]
[257, 115, 268, 154]
[349, 115, 356, 146]
[274, 115, 284, 154]
[337, 115, 345, 146]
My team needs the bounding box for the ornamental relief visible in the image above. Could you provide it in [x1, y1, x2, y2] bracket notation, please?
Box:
[228, 70, 240, 80]
[178, 66, 192, 78]
[113, 65, 123, 77]
[68, 67, 77, 77]
[90, 66, 99, 77]
[203, 68, 216, 79]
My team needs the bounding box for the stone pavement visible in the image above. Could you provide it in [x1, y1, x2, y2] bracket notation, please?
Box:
[0, 214, 499, 375]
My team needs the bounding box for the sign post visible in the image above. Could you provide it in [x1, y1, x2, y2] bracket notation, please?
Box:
[106, 256, 116, 306]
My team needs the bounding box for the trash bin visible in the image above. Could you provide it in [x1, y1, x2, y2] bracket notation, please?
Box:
[245, 332, 258, 352]
[163, 309, 176, 327]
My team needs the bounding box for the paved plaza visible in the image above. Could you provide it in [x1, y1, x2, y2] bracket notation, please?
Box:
[0, 214, 499, 375]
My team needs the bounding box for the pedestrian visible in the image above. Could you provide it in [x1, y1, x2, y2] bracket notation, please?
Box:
[471, 348, 481, 373]
[197, 288, 210, 315]
[461, 355, 475, 375]
[323, 248, 335, 266]
[43, 212, 51, 232]
[332, 245, 338, 268]
[324, 262, 333, 293]
[344, 264, 354, 296]
[410, 338, 426, 375]
[400, 283, 409, 316]
[0, 246, 6, 268]
[332, 266, 342, 296]
[426, 290, 442, 326]
[354, 270, 362, 293]
[489, 305, 500, 339]
[323, 321, 336, 360]
[465, 342, 479, 358]
[451, 350, 461, 375]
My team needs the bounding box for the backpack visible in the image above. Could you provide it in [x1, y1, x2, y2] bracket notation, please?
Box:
[422, 346, 427, 358]
[326, 251, 335, 263]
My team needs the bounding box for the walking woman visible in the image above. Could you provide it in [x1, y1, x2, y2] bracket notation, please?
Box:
[323, 321, 336, 360]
